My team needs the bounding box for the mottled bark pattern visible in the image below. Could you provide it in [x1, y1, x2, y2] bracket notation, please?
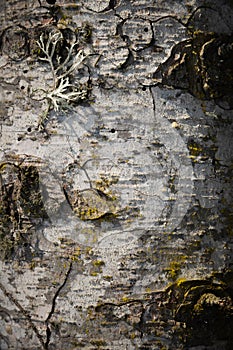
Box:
[0, 1, 233, 349]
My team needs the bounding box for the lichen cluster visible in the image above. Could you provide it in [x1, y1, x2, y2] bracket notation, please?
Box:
[35, 28, 89, 126]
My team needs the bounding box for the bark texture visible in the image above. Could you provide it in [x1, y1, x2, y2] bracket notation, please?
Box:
[0, 0, 233, 349]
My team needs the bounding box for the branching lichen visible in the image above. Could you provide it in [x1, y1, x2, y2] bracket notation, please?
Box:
[36, 30, 88, 126]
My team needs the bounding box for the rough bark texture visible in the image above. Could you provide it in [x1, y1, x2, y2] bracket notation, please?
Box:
[0, 0, 233, 349]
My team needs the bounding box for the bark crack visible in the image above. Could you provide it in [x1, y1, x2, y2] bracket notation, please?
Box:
[44, 261, 73, 349]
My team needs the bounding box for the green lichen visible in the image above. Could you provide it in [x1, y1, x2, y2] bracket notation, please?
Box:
[165, 255, 187, 281]
[103, 275, 113, 281]
[90, 338, 106, 347]
[93, 259, 105, 267]
[89, 259, 105, 276]
[187, 141, 203, 157]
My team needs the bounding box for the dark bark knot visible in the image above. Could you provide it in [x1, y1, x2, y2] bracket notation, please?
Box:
[1, 26, 29, 61]
[154, 32, 233, 109]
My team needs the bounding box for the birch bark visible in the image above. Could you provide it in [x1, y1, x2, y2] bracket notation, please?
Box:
[0, 1, 233, 349]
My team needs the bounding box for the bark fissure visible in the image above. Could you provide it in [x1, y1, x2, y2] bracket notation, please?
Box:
[44, 261, 73, 349]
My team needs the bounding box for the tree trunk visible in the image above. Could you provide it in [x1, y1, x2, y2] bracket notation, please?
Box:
[1, 0, 233, 349]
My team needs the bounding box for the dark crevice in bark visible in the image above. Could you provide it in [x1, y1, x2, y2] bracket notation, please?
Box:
[150, 14, 186, 27]
[119, 49, 134, 69]
[186, 5, 218, 30]
[44, 261, 73, 349]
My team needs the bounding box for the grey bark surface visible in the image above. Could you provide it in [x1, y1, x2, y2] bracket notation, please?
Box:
[0, 0, 233, 349]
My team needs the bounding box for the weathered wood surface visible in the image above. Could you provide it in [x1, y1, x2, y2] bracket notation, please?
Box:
[0, 0, 233, 349]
